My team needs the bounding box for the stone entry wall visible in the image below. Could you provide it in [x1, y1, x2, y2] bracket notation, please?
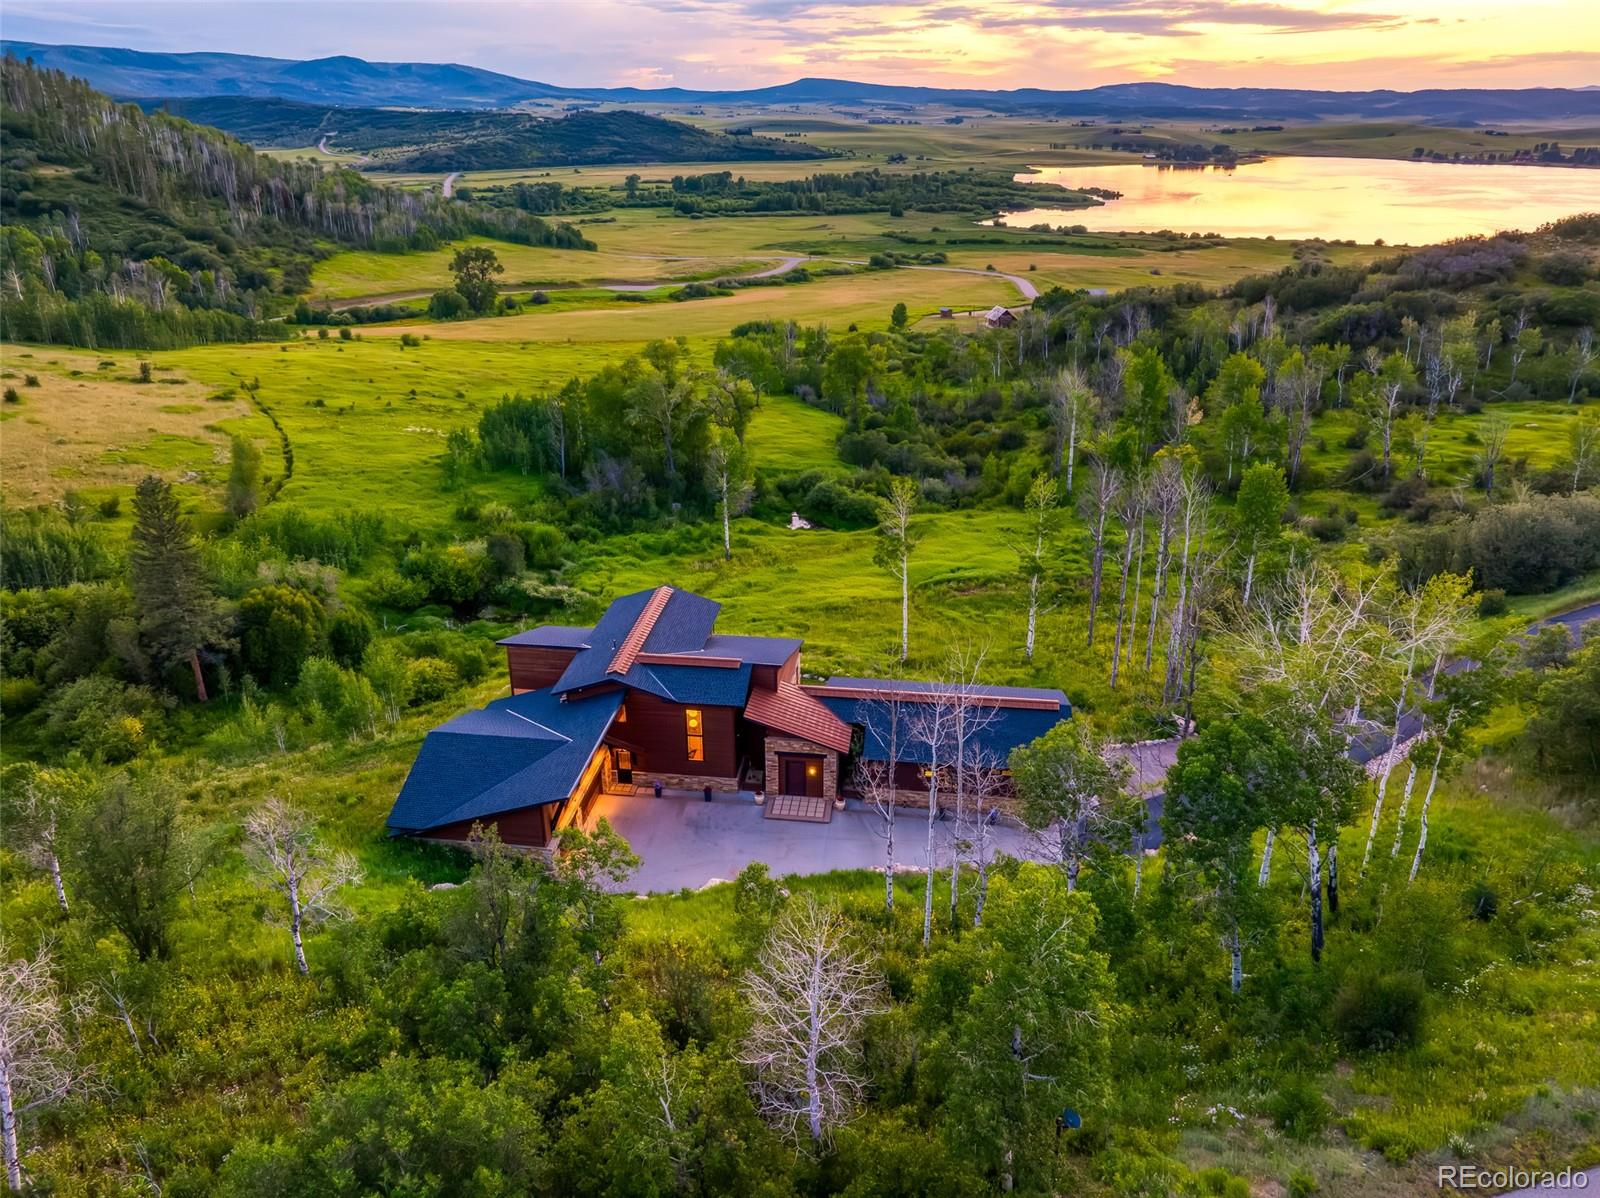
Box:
[764, 735, 839, 801]
[634, 770, 740, 793]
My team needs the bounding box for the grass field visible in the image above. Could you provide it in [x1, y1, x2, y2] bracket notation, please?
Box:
[309, 234, 771, 300]
[0, 347, 273, 508]
[309, 207, 1362, 310]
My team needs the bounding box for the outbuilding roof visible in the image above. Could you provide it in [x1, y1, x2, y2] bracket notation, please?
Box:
[814, 681, 1070, 768]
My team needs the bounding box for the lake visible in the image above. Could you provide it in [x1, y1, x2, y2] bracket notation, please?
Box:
[995, 156, 1600, 244]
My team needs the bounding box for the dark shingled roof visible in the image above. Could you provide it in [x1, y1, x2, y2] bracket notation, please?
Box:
[627, 661, 754, 708]
[387, 688, 621, 835]
[553, 588, 722, 694]
[702, 634, 802, 666]
[815, 687, 1071, 768]
[497, 625, 592, 649]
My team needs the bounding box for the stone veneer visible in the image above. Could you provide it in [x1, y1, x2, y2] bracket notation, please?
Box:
[764, 735, 839, 801]
[634, 770, 741, 793]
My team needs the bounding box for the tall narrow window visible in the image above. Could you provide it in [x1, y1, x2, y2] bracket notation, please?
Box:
[684, 708, 704, 763]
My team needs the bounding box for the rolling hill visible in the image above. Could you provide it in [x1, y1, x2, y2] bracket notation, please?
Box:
[141, 97, 831, 169]
[9, 40, 1600, 123]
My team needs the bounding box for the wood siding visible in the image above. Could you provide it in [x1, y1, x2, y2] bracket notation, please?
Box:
[506, 645, 578, 693]
[618, 692, 738, 778]
[423, 804, 553, 848]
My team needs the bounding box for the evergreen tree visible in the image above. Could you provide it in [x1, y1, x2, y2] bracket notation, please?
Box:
[129, 476, 227, 701]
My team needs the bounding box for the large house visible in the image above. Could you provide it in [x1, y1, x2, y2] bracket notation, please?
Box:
[386, 586, 1072, 847]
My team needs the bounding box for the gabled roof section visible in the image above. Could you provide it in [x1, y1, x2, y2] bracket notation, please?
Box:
[498, 625, 592, 649]
[387, 688, 621, 835]
[553, 587, 722, 695]
[609, 585, 674, 675]
[745, 680, 854, 753]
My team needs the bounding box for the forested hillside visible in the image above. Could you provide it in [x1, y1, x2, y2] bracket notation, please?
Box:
[0, 58, 593, 348]
[143, 98, 833, 170]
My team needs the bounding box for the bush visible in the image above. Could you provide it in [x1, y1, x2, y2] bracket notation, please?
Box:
[326, 609, 374, 669]
[1476, 588, 1508, 617]
[238, 584, 325, 687]
[0, 677, 45, 716]
[43, 676, 166, 762]
[1465, 880, 1500, 922]
[404, 657, 459, 705]
[427, 288, 470, 320]
[1267, 1077, 1331, 1141]
[1332, 971, 1426, 1052]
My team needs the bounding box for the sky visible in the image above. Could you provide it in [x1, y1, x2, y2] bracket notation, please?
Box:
[3, 0, 1597, 91]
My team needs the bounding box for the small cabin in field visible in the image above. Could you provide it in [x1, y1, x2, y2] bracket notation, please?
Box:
[985, 305, 1017, 328]
[386, 586, 1072, 848]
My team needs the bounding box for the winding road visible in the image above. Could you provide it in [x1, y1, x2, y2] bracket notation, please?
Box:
[442, 171, 462, 198]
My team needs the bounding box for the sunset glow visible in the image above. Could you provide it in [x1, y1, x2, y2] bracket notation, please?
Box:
[4, 0, 1596, 91]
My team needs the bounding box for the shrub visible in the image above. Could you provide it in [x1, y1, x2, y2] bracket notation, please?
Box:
[2, 387, 18, 404]
[428, 288, 470, 320]
[0, 677, 45, 716]
[1476, 588, 1508, 617]
[238, 584, 325, 687]
[404, 657, 459, 705]
[1465, 880, 1500, 922]
[1332, 971, 1426, 1052]
[1288, 1169, 1318, 1198]
[326, 609, 374, 669]
[1267, 1077, 1331, 1141]
[44, 676, 166, 762]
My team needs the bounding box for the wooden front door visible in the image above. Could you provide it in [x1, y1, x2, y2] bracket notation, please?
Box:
[780, 755, 824, 798]
[613, 747, 633, 784]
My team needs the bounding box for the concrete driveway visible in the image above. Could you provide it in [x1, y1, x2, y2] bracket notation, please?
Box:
[584, 789, 1039, 894]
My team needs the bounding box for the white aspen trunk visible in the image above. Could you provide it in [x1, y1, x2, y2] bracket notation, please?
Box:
[1065, 408, 1078, 491]
[1242, 551, 1256, 607]
[1229, 926, 1242, 994]
[48, 852, 68, 916]
[1, 1059, 20, 1193]
[974, 822, 991, 928]
[721, 473, 732, 561]
[923, 764, 938, 947]
[1025, 571, 1040, 660]
[884, 806, 895, 913]
[900, 552, 909, 663]
[1391, 759, 1419, 858]
[1258, 828, 1276, 886]
[288, 874, 309, 976]
[1409, 742, 1446, 883]
[1363, 693, 1407, 873]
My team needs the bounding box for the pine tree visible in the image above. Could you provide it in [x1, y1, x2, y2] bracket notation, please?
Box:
[129, 476, 226, 701]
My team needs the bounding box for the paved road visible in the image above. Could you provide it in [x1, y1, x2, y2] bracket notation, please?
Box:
[1353, 600, 1600, 769]
[442, 171, 462, 198]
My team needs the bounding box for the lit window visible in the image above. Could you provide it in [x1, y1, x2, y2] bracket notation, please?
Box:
[685, 708, 704, 762]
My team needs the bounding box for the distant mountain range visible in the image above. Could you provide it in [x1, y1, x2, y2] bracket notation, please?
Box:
[7, 40, 1600, 123]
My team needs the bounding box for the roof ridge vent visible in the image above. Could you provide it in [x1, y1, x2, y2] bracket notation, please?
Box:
[608, 585, 674, 676]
